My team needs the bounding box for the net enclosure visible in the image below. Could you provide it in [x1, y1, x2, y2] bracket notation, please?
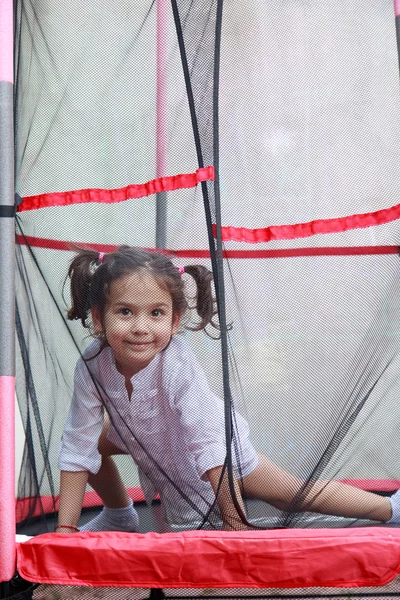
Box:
[4, 0, 400, 598]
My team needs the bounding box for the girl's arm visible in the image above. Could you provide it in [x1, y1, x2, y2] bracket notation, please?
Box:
[56, 470, 89, 533]
[206, 465, 248, 531]
[57, 357, 105, 532]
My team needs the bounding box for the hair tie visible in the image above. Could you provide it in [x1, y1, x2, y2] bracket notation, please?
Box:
[177, 265, 185, 274]
[98, 252, 105, 263]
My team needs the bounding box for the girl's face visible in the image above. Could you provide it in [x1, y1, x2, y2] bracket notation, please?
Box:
[93, 272, 180, 378]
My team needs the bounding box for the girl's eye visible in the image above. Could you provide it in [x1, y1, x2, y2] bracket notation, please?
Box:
[151, 309, 163, 317]
[119, 308, 132, 316]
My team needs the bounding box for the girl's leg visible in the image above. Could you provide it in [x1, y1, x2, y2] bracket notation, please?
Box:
[80, 420, 140, 532]
[242, 454, 392, 522]
[87, 422, 131, 508]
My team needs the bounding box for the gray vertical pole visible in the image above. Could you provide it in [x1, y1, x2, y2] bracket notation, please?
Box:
[156, 192, 167, 249]
[0, 0, 16, 585]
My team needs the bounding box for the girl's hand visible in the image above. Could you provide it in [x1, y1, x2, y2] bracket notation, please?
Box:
[206, 465, 248, 531]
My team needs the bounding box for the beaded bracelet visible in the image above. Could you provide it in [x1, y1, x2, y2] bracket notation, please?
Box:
[55, 524, 79, 532]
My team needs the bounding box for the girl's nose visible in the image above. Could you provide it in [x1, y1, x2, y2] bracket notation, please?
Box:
[131, 314, 149, 334]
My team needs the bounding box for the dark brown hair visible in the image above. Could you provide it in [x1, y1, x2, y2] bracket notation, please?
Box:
[66, 246, 219, 334]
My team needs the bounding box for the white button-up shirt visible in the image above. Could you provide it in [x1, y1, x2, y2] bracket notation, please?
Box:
[59, 336, 258, 526]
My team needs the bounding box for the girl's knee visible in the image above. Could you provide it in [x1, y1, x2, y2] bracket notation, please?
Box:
[97, 419, 128, 457]
[97, 435, 123, 457]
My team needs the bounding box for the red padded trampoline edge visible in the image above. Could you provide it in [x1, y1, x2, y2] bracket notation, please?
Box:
[16, 527, 400, 589]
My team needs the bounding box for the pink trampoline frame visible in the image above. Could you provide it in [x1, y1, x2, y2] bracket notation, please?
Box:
[0, 0, 16, 585]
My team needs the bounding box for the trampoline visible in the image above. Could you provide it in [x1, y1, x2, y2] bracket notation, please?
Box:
[3, 0, 400, 599]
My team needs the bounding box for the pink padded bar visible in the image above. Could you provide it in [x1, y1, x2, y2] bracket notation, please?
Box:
[0, 0, 13, 83]
[0, 376, 16, 582]
[395, 0, 400, 17]
[17, 527, 400, 588]
[156, 0, 168, 179]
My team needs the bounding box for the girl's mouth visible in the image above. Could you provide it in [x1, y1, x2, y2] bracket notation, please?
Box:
[127, 341, 152, 348]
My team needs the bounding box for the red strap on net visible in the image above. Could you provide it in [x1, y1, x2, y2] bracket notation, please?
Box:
[17, 167, 215, 212]
[17, 165, 400, 244]
[214, 202, 400, 243]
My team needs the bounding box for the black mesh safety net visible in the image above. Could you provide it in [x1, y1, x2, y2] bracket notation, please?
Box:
[10, 0, 400, 598]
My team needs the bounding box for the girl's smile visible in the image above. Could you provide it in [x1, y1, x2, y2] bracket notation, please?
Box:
[92, 272, 180, 378]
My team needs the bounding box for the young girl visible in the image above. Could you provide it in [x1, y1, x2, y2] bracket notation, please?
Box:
[57, 246, 400, 533]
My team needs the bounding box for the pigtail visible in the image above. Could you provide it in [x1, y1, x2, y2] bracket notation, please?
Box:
[66, 248, 101, 327]
[183, 265, 220, 333]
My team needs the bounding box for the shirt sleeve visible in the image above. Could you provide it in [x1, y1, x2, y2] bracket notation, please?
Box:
[58, 358, 104, 474]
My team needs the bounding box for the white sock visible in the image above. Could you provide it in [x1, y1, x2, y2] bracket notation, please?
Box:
[79, 499, 140, 532]
[388, 490, 400, 524]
